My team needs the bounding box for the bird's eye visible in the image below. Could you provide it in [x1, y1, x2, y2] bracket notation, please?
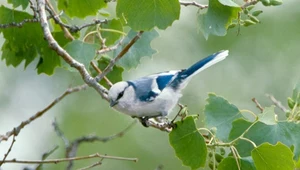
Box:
[117, 91, 124, 100]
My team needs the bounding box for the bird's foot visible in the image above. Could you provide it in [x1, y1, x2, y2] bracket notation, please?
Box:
[137, 117, 150, 127]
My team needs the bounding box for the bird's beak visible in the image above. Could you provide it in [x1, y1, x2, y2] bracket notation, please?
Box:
[110, 100, 118, 107]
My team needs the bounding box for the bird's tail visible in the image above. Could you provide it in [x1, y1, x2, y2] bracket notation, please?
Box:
[170, 50, 229, 89]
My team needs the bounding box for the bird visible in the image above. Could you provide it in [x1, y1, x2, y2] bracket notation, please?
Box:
[108, 50, 229, 126]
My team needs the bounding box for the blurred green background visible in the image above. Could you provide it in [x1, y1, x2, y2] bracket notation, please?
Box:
[0, 1, 300, 170]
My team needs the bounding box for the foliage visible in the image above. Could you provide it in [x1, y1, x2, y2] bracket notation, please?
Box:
[0, 0, 287, 169]
[169, 83, 299, 169]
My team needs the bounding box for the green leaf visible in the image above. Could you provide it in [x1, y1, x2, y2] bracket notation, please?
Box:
[89, 56, 124, 89]
[36, 32, 70, 74]
[197, 0, 241, 39]
[252, 142, 295, 170]
[7, 0, 29, 9]
[169, 116, 207, 169]
[114, 30, 158, 70]
[58, 0, 107, 18]
[0, 6, 62, 75]
[258, 106, 276, 125]
[218, 0, 240, 7]
[204, 93, 243, 142]
[218, 156, 256, 170]
[116, 0, 180, 31]
[63, 40, 99, 72]
[229, 119, 300, 160]
[101, 19, 123, 46]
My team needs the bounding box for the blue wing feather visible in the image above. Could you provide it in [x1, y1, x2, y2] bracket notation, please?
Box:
[156, 74, 174, 91]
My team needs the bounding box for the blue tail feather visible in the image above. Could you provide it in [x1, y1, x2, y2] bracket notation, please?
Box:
[169, 50, 228, 89]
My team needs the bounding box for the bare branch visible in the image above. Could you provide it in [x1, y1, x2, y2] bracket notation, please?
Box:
[0, 18, 43, 29]
[36, 0, 109, 100]
[148, 120, 172, 133]
[52, 120, 137, 169]
[90, 61, 113, 87]
[252, 98, 264, 113]
[0, 85, 87, 142]
[0, 153, 138, 165]
[35, 145, 59, 170]
[29, 0, 38, 18]
[97, 37, 124, 55]
[44, 4, 107, 34]
[45, 0, 74, 40]
[95, 31, 144, 82]
[180, 1, 208, 9]
[265, 94, 289, 113]
[78, 161, 102, 170]
[0, 135, 16, 167]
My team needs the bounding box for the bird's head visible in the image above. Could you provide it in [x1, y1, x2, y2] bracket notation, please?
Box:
[108, 81, 129, 107]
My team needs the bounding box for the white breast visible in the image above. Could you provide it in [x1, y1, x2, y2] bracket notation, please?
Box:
[113, 87, 182, 118]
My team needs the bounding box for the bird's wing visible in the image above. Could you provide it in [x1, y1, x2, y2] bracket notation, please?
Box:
[128, 71, 179, 102]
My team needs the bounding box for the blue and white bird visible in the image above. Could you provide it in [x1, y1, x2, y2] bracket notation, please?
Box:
[108, 50, 229, 126]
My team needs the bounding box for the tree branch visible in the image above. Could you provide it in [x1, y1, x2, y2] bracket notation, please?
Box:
[52, 120, 137, 170]
[0, 85, 87, 142]
[94, 31, 144, 82]
[0, 135, 16, 167]
[252, 98, 264, 113]
[265, 94, 289, 113]
[36, 0, 109, 100]
[0, 153, 138, 165]
[180, 1, 208, 9]
[45, 0, 74, 40]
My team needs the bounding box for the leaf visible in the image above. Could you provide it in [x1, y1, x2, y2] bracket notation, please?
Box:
[101, 19, 123, 46]
[114, 30, 158, 70]
[63, 40, 99, 72]
[258, 106, 276, 125]
[218, 0, 240, 7]
[7, 0, 29, 9]
[36, 32, 70, 74]
[116, 0, 180, 31]
[229, 118, 300, 160]
[218, 156, 256, 170]
[204, 93, 243, 142]
[0, 6, 62, 75]
[169, 116, 207, 169]
[197, 0, 241, 39]
[252, 142, 295, 170]
[89, 55, 124, 89]
[57, 0, 107, 18]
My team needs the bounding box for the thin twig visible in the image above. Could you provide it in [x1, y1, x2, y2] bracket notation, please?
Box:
[35, 145, 59, 170]
[0, 17, 48, 29]
[29, 0, 38, 18]
[0, 135, 16, 166]
[45, 0, 74, 40]
[52, 120, 137, 170]
[252, 98, 264, 113]
[265, 94, 289, 113]
[180, 1, 208, 9]
[95, 31, 144, 82]
[0, 153, 138, 165]
[0, 85, 87, 142]
[78, 161, 102, 170]
[90, 61, 113, 87]
[96, 37, 124, 55]
[45, 4, 107, 34]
